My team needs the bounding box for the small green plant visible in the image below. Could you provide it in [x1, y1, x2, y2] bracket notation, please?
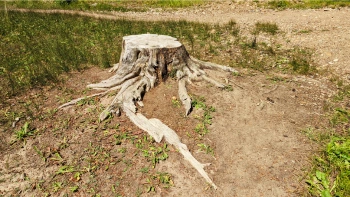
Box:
[74, 172, 81, 181]
[114, 132, 130, 145]
[307, 137, 350, 197]
[306, 170, 335, 197]
[70, 185, 79, 193]
[76, 97, 95, 106]
[56, 165, 75, 175]
[197, 143, 214, 156]
[139, 167, 149, 174]
[145, 172, 173, 192]
[13, 122, 34, 142]
[52, 182, 63, 193]
[191, 95, 215, 136]
[223, 85, 233, 91]
[33, 145, 47, 162]
[144, 144, 169, 168]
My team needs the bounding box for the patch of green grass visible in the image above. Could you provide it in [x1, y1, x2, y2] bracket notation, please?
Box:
[1, 0, 143, 12]
[52, 181, 63, 193]
[307, 137, 350, 197]
[333, 84, 350, 101]
[289, 48, 316, 75]
[197, 143, 214, 156]
[306, 79, 350, 197]
[138, 139, 169, 168]
[253, 22, 279, 35]
[330, 108, 350, 128]
[1, 0, 204, 11]
[265, 0, 350, 10]
[56, 165, 75, 175]
[144, 0, 204, 8]
[191, 95, 215, 136]
[145, 172, 173, 192]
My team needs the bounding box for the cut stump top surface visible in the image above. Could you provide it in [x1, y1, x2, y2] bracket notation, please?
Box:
[123, 34, 182, 49]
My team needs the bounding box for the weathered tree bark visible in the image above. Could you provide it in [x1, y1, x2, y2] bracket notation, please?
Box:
[59, 34, 238, 190]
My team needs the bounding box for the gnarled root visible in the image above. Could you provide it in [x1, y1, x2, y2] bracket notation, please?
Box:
[58, 34, 239, 189]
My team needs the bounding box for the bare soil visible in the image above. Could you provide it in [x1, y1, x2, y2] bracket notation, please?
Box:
[1, 1, 349, 196]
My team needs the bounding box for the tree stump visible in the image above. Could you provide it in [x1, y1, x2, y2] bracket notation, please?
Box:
[59, 34, 239, 190]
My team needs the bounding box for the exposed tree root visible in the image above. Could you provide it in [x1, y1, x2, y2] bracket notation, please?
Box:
[59, 34, 238, 190]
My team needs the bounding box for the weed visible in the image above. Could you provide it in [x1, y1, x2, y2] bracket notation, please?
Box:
[145, 172, 173, 192]
[70, 185, 79, 192]
[306, 170, 335, 197]
[114, 132, 130, 145]
[76, 97, 96, 106]
[52, 182, 63, 193]
[197, 143, 214, 156]
[56, 165, 75, 175]
[307, 137, 350, 197]
[33, 145, 46, 162]
[191, 95, 215, 136]
[191, 96, 206, 109]
[74, 172, 81, 181]
[13, 122, 34, 143]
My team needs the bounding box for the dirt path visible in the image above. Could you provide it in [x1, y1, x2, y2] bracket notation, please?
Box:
[2, 2, 349, 196]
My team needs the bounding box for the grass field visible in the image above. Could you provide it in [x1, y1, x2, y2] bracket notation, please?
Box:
[1, 0, 205, 11]
[0, 10, 316, 101]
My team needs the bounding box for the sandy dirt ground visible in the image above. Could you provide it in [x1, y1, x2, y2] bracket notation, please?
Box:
[1, 1, 349, 196]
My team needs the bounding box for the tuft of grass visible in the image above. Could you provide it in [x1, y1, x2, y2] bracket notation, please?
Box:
[289, 48, 315, 75]
[266, 0, 290, 10]
[253, 22, 279, 36]
[13, 122, 35, 143]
